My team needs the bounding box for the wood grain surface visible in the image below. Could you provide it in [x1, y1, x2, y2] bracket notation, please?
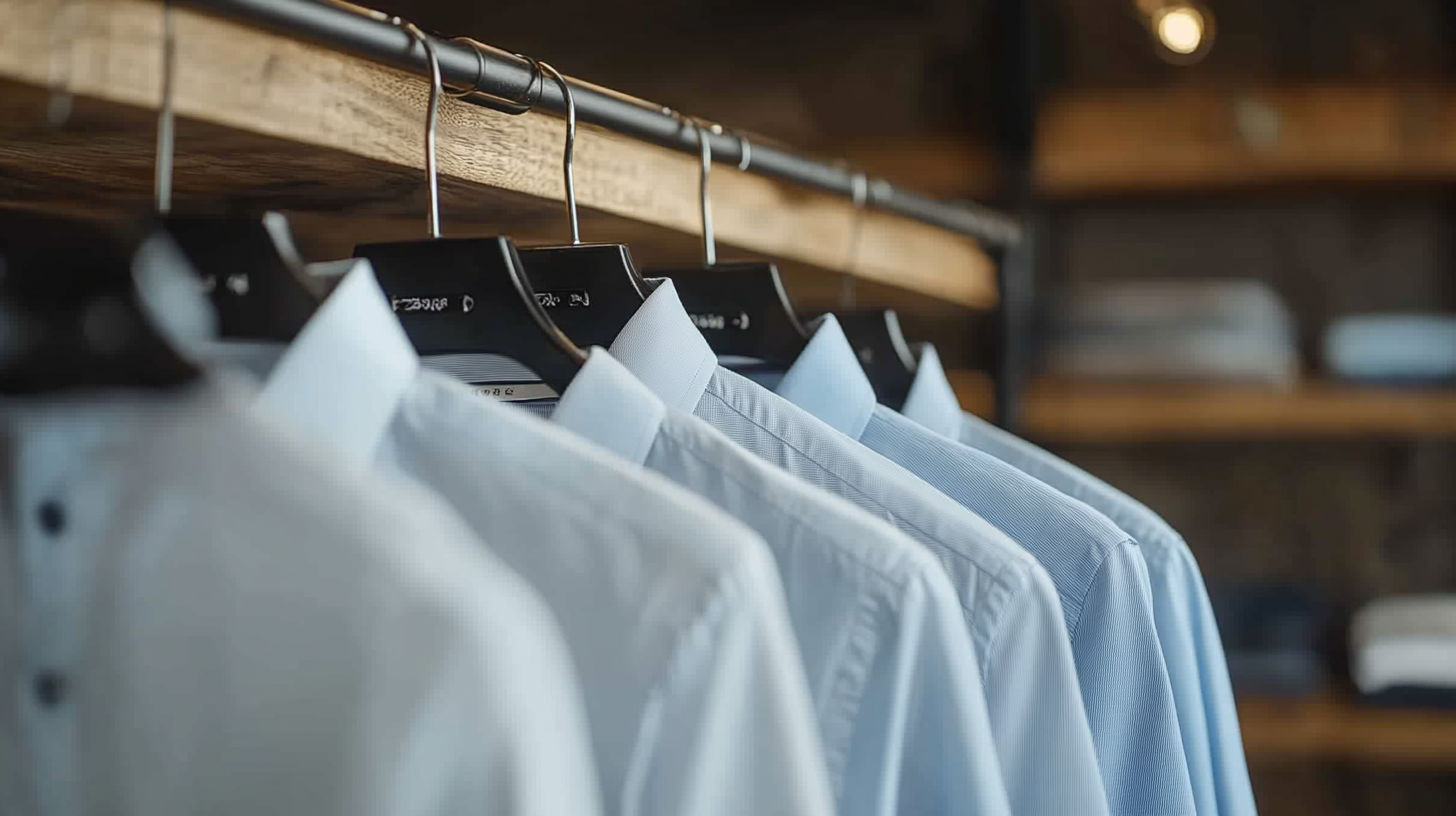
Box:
[0, 0, 996, 307]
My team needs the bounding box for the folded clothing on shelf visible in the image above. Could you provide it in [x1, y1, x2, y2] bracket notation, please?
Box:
[1351, 595, 1456, 704]
[1212, 585, 1327, 696]
[1049, 279, 1300, 386]
[1324, 315, 1456, 385]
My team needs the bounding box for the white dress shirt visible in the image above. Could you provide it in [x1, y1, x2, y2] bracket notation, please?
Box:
[0, 375, 602, 816]
[205, 262, 835, 816]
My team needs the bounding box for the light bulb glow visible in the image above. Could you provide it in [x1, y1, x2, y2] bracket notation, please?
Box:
[1157, 6, 1205, 55]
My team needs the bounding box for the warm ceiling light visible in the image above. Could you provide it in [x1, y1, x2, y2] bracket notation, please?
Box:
[1156, 6, 1205, 55]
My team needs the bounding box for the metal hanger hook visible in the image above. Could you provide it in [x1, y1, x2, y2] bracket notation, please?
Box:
[536, 61, 580, 246]
[669, 111, 716, 266]
[696, 121, 715, 267]
[154, 0, 176, 214]
[47, 0, 87, 127]
[733, 131, 752, 172]
[388, 18, 442, 238]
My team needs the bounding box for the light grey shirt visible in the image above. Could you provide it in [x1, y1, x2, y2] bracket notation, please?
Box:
[0, 375, 601, 816]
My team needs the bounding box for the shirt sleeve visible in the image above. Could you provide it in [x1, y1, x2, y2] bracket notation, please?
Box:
[635, 542, 836, 816]
[983, 566, 1111, 816]
[843, 568, 1012, 816]
[1075, 543, 1198, 816]
[1179, 548, 1259, 816]
[1146, 543, 1221, 816]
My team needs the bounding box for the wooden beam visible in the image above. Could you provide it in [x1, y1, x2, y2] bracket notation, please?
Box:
[1037, 84, 1456, 196]
[948, 375, 1456, 441]
[1240, 694, 1456, 768]
[0, 0, 996, 308]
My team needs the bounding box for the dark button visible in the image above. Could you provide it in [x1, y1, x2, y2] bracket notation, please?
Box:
[33, 671, 66, 708]
[37, 500, 65, 536]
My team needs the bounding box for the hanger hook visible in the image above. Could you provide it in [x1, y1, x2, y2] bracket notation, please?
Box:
[387, 18, 442, 238]
[47, 0, 86, 127]
[838, 170, 871, 309]
[154, 0, 176, 214]
[536, 61, 580, 246]
[697, 121, 715, 267]
[670, 111, 716, 266]
[734, 131, 752, 172]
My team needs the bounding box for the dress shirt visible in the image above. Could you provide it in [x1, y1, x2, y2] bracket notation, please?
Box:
[596, 281, 1109, 816]
[0, 375, 601, 816]
[773, 317, 1199, 816]
[207, 262, 834, 816]
[553, 348, 1011, 816]
[902, 345, 1258, 816]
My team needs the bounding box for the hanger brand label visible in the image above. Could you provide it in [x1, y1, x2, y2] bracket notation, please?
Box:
[390, 294, 476, 314]
[469, 382, 559, 402]
[688, 312, 751, 332]
[535, 289, 593, 308]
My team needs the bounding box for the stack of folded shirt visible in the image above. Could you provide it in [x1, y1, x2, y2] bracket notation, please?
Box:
[1324, 315, 1456, 385]
[1048, 279, 1300, 387]
[1352, 595, 1456, 708]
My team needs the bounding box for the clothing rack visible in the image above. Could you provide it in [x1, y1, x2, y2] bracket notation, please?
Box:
[0, 0, 1007, 309]
[178, 0, 1021, 250]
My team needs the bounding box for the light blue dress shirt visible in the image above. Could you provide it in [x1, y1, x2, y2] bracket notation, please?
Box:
[902, 345, 1258, 816]
[770, 316, 1199, 816]
[599, 282, 1110, 816]
[553, 347, 1012, 816]
[205, 263, 836, 816]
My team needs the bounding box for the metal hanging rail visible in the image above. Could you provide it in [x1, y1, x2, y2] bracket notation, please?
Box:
[176, 0, 1021, 248]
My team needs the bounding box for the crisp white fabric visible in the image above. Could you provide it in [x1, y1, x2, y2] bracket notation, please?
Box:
[207, 262, 835, 816]
[0, 376, 601, 816]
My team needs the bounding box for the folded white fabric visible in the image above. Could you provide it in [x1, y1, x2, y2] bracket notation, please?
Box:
[1351, 595, 1456, 694]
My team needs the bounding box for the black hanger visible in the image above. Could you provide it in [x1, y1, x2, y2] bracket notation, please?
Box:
[356, 28, 584, 395]
[0, 212, 201, 395]
[355, 237, 584, 394]
[517, 61, 649, 348]
[835, 309, 919, 410]
[653, 261, 808, 367]
[163, 213, 322, 342]
[647, 124, 808, 366]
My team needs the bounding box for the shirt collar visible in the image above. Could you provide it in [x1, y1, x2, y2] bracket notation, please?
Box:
[606, 279, 718, 412]
[899, 344, 964, 439]
[552, 347, 666, 465]
[220, 260, 418, 463]
[773, 314, 877, 439]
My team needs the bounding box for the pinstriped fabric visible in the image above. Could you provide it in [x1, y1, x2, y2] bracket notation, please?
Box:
[857, 407, 1198, 816]
[903, 346, 1257, 816]
[691, 369, 1111, 816]
[770, 319, 1195, 816]
[959, 413, 1257, 816]
[639, 408, 1012, 816]
[420, 352, 538, 382]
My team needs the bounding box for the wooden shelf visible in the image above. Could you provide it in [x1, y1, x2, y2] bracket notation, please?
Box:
[0, 0, 996, 308]
[1037, 84, 1456, 197]
[1239, 694, 1456, 768]
[826, 85, 1456, 200]
[950, 374, 1456, 441]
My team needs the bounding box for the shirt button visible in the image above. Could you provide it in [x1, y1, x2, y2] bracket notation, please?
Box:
[33, 671, 67, 708]
[37, 500, 65, 536]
